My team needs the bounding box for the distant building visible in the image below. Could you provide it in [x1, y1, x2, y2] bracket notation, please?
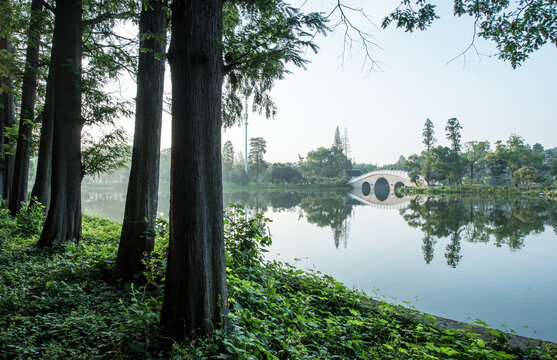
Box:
[345, 169, 363, 180]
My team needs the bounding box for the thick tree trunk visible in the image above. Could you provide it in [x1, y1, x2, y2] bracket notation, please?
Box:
[0, 28, 16, 201]
[38, 0, 83, 246]
[30, 56, 55, 211]
[112, 0, 167, 282]
[160, 0, 228, 341]
[9, 0, 43, 214]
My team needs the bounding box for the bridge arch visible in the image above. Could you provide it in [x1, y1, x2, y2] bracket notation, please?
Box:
[349, 170, 416, 199]
[362, 181, 371, 196]
[394, 181, 405, 198]
[374, 177, 389, 201]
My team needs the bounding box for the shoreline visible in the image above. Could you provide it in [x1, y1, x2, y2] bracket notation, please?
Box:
[362, 296, 556, 349]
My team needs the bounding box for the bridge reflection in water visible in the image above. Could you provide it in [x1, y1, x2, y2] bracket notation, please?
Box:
[348, 192, 414, 209]
[348, 170, 416, 208]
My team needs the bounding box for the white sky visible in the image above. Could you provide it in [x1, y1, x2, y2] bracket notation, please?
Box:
[120, 1, 557, 166]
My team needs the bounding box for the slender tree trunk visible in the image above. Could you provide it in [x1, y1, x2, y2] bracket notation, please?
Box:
[9, 0, 43, 214]
[38, 0, 83, 246]
[30, 56, 55, 211]
[0, 26, 16, 201]
[0, 38, 8, 199]
[161, 0, 228, 341]
[112, 0, 167, 282]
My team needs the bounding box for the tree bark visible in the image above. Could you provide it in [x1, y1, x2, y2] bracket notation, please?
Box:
[38, 0, 83, 246]
[30, 55, 55, 211]
[160, 0, 228, 341]
[112, 0, 167, 282]
[9, 0, 43, 214]
[0, 13, 16, 201]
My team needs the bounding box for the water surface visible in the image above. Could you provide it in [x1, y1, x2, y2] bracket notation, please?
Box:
[81, 184, 557, 342]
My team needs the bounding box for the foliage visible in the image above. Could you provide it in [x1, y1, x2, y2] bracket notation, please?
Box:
[222, 140, 235, 182]
[224, 204, 272, 269]
[14, 197, 45, 237]
[230, 166, 251, 185]
[81, 127, 132, 178]
[248, 136, 267, 181]
[0, 215, 163, 359]
[332, 125, 343, 151]
[302, 146, 352, 179]
[382, 0, 557, 68]
[405, 119, 554, 187]
[463, 140, 491, 183]
[404, 152, 426, 184]
[268, 163, 302, 184]
[422, 118, 436, 152]
[221, 0, 328, 126]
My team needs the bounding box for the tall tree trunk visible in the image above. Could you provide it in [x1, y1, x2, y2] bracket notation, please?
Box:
[0, 39, 8, 199]
[160, 0, 228, 341]
[30, 56, 55, 211]
[112, 0, 167, 282]
[0, 19, 16, 201]
[9, 0, 43, 214]
[38, 0, 83, 246]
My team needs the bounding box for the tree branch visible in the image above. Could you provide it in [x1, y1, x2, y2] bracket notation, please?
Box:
[327, 0, 382, 72]
[82, 11, 135, 27]
[41, 0, 54, 13]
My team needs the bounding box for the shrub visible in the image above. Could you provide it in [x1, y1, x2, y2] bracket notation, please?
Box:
[14, 198, 45, 237]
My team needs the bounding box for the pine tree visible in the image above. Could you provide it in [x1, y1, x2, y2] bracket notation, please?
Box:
[332, 126, 343, 151]
[422, 118, 436, 153]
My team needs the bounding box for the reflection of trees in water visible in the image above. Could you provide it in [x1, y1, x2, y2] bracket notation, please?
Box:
[223, 191, 303, 216]
[487, 201, 551, 250]
[223, 191, 353, 249]
[82, 189, 128, 221]
[82, 186, 171, 222]
[404, 197, 556, 267]
[83, 188, 354, 249]
[298, 193, 353, 249]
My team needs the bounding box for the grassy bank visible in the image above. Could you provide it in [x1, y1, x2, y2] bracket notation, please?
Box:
[1, 206, 555, 359]
[406, 184, 557, 201]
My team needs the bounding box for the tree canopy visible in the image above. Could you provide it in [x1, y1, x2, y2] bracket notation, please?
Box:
[383, 0, 557, 67]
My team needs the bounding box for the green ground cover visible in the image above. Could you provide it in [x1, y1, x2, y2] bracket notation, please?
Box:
[0, 204, 555, 359]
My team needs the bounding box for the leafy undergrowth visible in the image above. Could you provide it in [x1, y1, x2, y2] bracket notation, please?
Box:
[1, 204, 556, 359]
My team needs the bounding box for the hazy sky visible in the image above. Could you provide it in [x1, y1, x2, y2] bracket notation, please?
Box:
[138, 1, 556, 166]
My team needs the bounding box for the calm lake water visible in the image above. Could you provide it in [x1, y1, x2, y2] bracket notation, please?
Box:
[82, 184, 557, 342]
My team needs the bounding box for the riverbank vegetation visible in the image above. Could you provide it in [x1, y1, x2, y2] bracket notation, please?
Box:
[406, 184, 557, 201]
[1, 204, 556, 359]
[402, 119, 556, 189]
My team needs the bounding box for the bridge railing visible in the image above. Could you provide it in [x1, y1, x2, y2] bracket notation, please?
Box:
[348, 169, 411, 184]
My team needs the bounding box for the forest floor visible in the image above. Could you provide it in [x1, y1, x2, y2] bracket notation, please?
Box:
[1, 208, 556, 359]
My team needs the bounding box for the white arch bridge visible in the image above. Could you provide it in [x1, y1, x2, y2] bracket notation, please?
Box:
[348, 170, 416, 204]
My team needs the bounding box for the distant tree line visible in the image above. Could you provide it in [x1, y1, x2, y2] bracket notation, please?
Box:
[404, 118, 557, 188]
[85, 125, 353, 186]
[222, 126, 352, 185]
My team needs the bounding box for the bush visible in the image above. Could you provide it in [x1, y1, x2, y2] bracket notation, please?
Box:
[224, 204, 272, 268]
[14, 198, 45, 237]
[270, 164, 302, 184]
